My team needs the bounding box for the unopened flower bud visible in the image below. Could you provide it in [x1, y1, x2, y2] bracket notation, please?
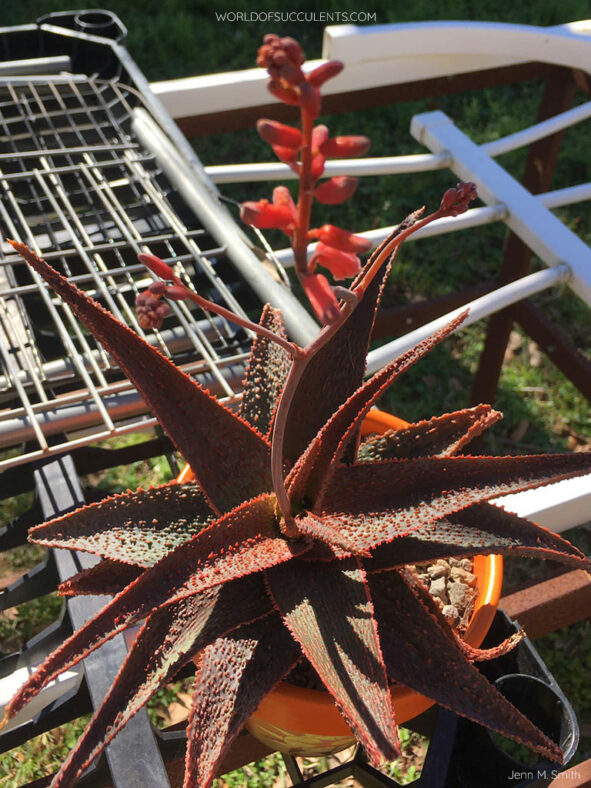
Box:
[240, 199, 295, 229]
[272, 186, 297, 217]
[278, 37, 304, 66]
[257, 119, 302, 148]
[136, 291, 171, 330]
[271, 144, 299, 166]
[310, 153, 326, 180]
[138, 253, 175, 281]
[307, 60, 344, 87]
[258, 34, 304, 68]
[299, 82, 321, 119]
[165, 285, 188, 301]
[314, 176, 358, 205]
[311, 125, 329, 155]
[258, 35, 305, 85]
[320, 135, 371, 158]
[316, 225, 372, 254]
[440, 182, 477, 216]
[302, 273, 340, 324]
[267, 79, 300, 106]
[311, 242, 361, 280]
[148, 281, 167, 296]
[279, 62, 305, 86]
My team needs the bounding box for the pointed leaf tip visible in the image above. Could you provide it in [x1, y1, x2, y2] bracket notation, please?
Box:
[239, 304, 291, 439]
[288, 310, 468, 508]
[322, 451, 591, 554]
[370, 570, 563, 763]
[9, 242, 272, 514]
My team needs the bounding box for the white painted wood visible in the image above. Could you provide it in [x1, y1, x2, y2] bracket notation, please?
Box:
[271, 205, 508, 267]
[204, 152, 450, 184]
[151, 61, 321, 120]
[481, 101, 591, 158]
[540, 182, 591, 208]
[269, 178, 591, 268]
[411, 111, 591, 307]
[152, 20, 591, 121]
[493, 476, 591, 533]
[365, 266, 569, 375]
[323, 21, 591, 71]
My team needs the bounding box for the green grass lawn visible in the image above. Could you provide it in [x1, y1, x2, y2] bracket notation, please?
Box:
[1, 2, 590, 784]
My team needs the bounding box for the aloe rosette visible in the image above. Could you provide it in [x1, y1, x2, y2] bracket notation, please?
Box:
[3, 236, 591, 788]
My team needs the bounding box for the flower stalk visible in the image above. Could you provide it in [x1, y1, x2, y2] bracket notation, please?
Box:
[134, 40, 479, 526]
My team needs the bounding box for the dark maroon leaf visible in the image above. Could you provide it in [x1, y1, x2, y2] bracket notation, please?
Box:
[239, 304, 291, 439]
[369, 569, 562, 762]
[6, 495, 307, 723]
[287, 313, 467, 508]
[320, 452, 591, 553]
[31, 482, 215, 567]
[266, 558, 399, 765]
[10, 241, 271, 514]
[48, 575, 272, 788]
[297, 513, 366, 557]
[185, 613, 300, 788]
[59, 560, 143, 596]
[281, 237, 392, 466]
[368, 502, 591, 572]
[357, 405, 501, 462]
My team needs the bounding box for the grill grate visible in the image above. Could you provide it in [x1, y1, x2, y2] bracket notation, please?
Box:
[0, 76, 256, 470]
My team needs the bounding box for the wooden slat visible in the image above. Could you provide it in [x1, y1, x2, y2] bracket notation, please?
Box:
[174, 62, 558, 137]
[469, 65, 578, 412]
[500, 569, 591, 640]
[513, 300, 591, 402]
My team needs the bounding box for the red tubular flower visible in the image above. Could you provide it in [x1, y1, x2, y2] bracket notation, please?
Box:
[257, 119, 302, 149]
[272, 186, 297, 217]
[240, 199, 295, 229]
[302, 273, 340, 324]
[247, 33, 370, 320]
[311, 125, 329, 155]
[316, 224, 372, 254]
[164, 285, 188, 301]
[311, 153, 326, 180]
[314, 176, 359, 205]
[268, 79, 300, 106]
[311, 242, 361, 280]
[272, 144, 299, 167]
[138, 253, 175, 281]
[307, 60, 344, 87]
[321, 135, 371, 158]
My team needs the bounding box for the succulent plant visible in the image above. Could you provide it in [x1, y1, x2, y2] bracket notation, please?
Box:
[3, 233, 591, 788]
[3, 33, 591, 788]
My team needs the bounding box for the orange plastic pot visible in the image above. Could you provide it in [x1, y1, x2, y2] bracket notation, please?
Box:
[178, 408, 503, 757]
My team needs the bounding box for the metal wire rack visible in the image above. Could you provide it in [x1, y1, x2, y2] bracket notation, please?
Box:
[0, 75, 257, 471]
